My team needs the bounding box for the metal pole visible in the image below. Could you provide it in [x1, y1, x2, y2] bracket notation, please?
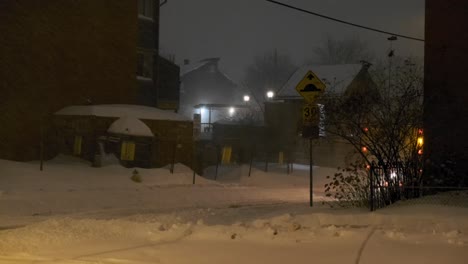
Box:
[208, 107, 212, 132]
[40, 121, 44, 171]
[309, 137, 313, 207]
[170, 141, 176, 174]
[215, 146, 220, 180]
[248, 148, 253, 177]
[370, 165, 375, 211]
[192, 145, 196, 184]
[192, 169, 196, 184]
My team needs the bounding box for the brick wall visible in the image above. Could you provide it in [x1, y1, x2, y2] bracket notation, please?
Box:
[424, 0, 468, 180]
[0, 0, 138, 160]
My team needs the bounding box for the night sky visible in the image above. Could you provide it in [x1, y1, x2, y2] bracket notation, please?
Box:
[160, 0, 425, 81]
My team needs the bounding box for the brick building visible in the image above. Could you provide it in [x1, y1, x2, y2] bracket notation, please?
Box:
[424, 0, 468, 182]
[137, 0, 180, 109]
[0, 0, 180, 161]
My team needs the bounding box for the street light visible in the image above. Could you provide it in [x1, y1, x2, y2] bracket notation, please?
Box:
[243, 95, 250, 102]
[266, 91, 274, 99]
[229, 107, 235, 116]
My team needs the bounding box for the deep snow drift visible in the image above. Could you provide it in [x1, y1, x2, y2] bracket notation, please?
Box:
[0, 155, 467, 263]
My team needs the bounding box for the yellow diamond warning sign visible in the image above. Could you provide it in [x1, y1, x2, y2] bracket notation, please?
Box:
[295, 70, 326, 102]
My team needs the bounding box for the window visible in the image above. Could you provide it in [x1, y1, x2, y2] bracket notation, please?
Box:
[138, 0, 154, 19]
[137, 52, 153, 79]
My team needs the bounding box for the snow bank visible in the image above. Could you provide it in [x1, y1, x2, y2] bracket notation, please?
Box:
[1, 155, 468, 263]
[1, 204, 467, 261]
[107, 117, 154, 137]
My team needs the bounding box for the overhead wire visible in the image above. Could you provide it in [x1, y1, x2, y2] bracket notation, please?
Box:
[265, 0, 425, 42]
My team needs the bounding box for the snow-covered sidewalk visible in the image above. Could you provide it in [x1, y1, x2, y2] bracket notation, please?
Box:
[0, 203, 467, 264]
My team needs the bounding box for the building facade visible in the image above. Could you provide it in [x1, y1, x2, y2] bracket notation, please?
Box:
[137, 0, 180, 110]
[0, 0, 181, 161]
[424, 0, 468, 183]
[269, 63, 376, 167]
[179, 58, 240, 118]
[0, 0, 138, 160]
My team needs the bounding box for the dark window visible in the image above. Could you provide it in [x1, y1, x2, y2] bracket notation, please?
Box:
[137, 52, 154, 78]
[138, 0, 154, 19]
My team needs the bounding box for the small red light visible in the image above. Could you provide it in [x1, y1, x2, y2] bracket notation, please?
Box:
[418, 149, 423, 155]
[362, 146, 368, 152]
[364, 127, 369, 132]
[418, 129, 423, 135]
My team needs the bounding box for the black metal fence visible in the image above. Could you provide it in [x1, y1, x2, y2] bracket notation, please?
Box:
[369, 163, 468, 211]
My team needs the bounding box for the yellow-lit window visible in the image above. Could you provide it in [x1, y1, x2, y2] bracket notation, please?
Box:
[73, 136, 82, 156]
[121, 141, 136, 161]
[221, 146, 232, 165]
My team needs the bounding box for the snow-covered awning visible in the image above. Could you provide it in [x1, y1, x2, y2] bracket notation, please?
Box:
[107, 117, 154, 137]
[54, 104, 189, 122]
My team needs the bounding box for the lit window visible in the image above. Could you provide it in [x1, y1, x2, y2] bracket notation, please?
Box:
[137, 52, 153, 78]
[138, 0, 154, 19]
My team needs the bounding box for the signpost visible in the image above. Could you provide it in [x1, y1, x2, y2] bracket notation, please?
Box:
[295, 70, 326, 207]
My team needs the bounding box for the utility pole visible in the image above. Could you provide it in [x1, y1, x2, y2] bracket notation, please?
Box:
[309, 137, 313, 207]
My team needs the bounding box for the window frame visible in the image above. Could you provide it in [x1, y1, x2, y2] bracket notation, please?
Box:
[138, 0, 154, 20]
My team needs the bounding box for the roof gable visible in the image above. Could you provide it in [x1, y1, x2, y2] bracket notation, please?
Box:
[277, 64, 362, 98]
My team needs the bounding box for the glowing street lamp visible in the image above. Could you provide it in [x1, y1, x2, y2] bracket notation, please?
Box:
[266, 91, 274, 99]
[243, 95, 250, 102]
[229, 107, 235, 116]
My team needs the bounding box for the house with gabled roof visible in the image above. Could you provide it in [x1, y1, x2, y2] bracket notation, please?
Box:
[179, 58, 242, 118]
[265, 62, 377, 167]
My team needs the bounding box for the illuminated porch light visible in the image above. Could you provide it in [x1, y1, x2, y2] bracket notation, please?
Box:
[243, 95, 250, 102]
[417, 137, 424, 147]
[229, 107, 235, 116]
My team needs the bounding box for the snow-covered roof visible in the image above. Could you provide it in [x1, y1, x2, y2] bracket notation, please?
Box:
[180, 58, 235, 80]
[180, 60, 210, 76]
[55, 104, 189, 121]
[107, 117, 154, 137]
[277, 64, 362, 98]
[180, 58, 221, 76]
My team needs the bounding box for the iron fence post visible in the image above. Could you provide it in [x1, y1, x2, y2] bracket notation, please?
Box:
[370, 165, 375, 211]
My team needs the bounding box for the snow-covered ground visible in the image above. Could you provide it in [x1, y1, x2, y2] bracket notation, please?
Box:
[0, 155, 467, 263]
